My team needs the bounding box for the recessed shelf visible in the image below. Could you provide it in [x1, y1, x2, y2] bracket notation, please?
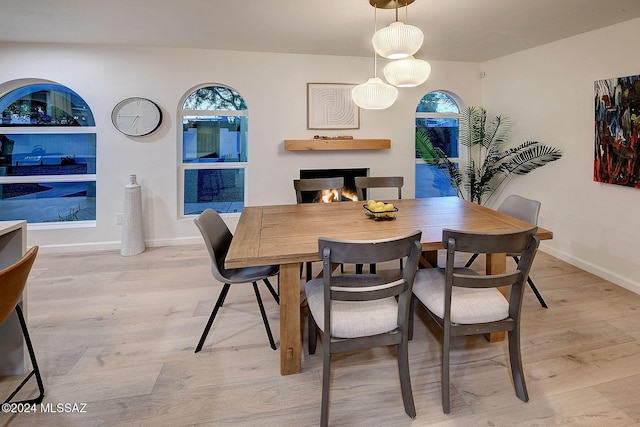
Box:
[284, 139, 391, 151]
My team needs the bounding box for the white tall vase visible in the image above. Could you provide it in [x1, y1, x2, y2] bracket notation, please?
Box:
[121, 174, 145, 256]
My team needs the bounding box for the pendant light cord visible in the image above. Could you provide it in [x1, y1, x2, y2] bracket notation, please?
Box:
[373, 3, 378, 77]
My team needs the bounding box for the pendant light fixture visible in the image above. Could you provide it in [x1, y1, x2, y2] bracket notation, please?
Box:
[352, 2, 399, 109]
[383, 56, 431, 87]
[371, 0, 423, 59]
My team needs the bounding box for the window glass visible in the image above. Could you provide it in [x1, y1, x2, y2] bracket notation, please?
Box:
[0, 83, 96, 223]
[179, 85, 247, 216]
[183, 168, 245, 215]
[415, 91, 460, 198]
[1, 83, 95, 126]
[415, 118, 458, 159]
[182, 116, 247, 163]
[183, 86, 247, 111]
[416, 91, 459, 113]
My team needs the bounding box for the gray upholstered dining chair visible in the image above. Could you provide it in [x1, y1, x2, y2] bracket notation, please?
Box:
[412, 226, 539, 413]
[306, 230, 422, 427]
[354, 175, 403, 201]
[293, 177, 345, 281]
[293, 177, 344, 204]
[193, 209, 280, 352]
[464, 194, 547, 308]
[1, 246, 45, 405]
[354, 176, 404, 274]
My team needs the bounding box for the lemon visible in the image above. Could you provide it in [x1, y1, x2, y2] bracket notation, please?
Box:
[383, 203, 394, 211]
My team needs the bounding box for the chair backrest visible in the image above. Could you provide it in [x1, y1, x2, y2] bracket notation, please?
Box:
[442, 227, 539, 312]
[193, 208, 234, 283]
[498, 195, 540, 225]
[0, 246, 39, 325]
[294, 177, 344, 204]
[354, 176, 403, 201]
[318, 231, 422, 331]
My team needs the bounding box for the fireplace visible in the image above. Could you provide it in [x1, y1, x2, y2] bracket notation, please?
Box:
[299, 168, 368, 203]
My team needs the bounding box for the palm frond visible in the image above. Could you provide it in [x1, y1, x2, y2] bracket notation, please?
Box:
[419, 105, 563, 205]
[502, 144, 563, 175]
[482, 114, 511, 150]
[459, 106, 485, 147]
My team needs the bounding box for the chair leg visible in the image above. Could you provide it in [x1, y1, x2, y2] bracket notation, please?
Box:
[308, 310, 318, 355]
[408, 297, 416, 341]
[195, 283, 231, 353]
[512, 256, 548, 308]
[3, 305, 45, 405]
[442, 330, 451, 414]
[253, 282, 277, 350]
[263, 278, 280, 304]
[464, 252, 479, 268]
[508, 329, 529, 402]
[397, 340, 416, 418]
[306, 261, 313, 282]
[320, 343, 331, 427]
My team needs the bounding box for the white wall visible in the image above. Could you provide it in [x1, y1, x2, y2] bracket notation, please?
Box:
[480, 18, 640, 294]
[3, 18, 639, 294]
[0, 43, 482, 250]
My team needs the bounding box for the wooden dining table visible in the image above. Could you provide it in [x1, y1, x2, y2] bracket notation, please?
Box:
[225, 196, 553, 375]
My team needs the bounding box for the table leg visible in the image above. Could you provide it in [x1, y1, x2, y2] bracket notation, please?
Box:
[420, 250, 438, 268]
[280, 262, 301, 375]
[486, 252, 507, 342]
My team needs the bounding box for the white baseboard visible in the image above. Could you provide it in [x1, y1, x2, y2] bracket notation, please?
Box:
[36, 236, 203, 254]
[541, 246, 640, 296]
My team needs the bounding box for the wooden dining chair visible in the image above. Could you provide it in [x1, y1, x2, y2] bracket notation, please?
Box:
[193, 209, 280, 352]
[293, 177, 345, 281]
[306, 230, 422, 427]
[464, 194, 547, 308]
[412, 226, 539, 413]
[1, 246, 45, 405]
[354, 176, 404, 274]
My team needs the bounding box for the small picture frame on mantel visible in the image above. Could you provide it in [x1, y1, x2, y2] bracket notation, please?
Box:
[307, 83, 360, 130]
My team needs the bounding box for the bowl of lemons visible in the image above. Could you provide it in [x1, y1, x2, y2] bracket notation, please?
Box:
[363, 199, 398, 220]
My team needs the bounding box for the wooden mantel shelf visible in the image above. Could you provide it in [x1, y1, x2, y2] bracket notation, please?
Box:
[284, 139, 391, 151]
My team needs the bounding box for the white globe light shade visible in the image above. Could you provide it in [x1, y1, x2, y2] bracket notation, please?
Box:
[351, 77, 399, 110]
[372, 21, 424, 59]
[383, 57, 431, 87]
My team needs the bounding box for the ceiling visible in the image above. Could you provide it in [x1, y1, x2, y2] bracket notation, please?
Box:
[2, 0, 640, 62]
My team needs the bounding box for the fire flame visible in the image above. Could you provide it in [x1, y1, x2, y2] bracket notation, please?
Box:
[317, 188, 358, 203]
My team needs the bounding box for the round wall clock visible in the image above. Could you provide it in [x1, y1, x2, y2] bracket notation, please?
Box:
[111, 97, 162, 136]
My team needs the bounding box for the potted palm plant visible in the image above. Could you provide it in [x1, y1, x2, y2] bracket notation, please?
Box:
[417, 106, 563, 205]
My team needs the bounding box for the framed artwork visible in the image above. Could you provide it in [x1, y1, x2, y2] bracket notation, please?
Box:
[307, 83, 359, 130]
[594, 74, 640, 187]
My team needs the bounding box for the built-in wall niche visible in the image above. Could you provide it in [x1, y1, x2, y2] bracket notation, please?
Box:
[299, 168, 368, 202]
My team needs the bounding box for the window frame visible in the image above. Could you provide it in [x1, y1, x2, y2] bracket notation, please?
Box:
[0, 82, 97, 226]
[178, 85, 248, 218]
[415, 91, 462, 199]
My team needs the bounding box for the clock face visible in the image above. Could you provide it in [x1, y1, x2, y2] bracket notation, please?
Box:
[112, 97, 162, 136]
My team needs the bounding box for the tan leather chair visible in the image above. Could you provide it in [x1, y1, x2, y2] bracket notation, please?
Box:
[1, 246, 45, 405]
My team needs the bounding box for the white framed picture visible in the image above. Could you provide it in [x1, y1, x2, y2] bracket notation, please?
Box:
[307, 83, 359, 130]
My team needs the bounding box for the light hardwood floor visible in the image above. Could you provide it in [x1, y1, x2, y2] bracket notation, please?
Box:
[2, 244, 640, 426]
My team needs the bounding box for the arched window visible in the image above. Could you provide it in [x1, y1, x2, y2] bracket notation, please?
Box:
[0, 82, 96, 223]
[415, 91, 460, 198]
[179, 85, 247, 216]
